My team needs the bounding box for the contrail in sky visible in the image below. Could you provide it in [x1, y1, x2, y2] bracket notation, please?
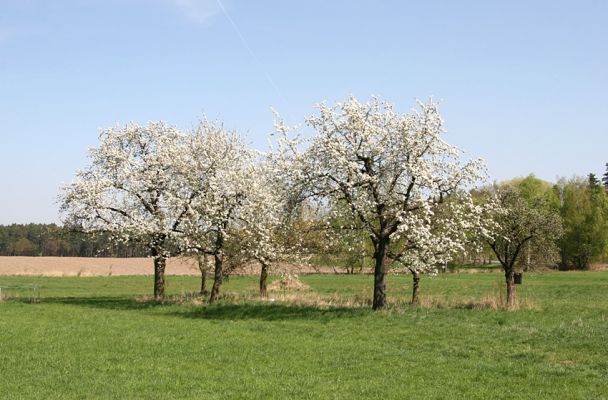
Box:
[216, 0, 289, 110]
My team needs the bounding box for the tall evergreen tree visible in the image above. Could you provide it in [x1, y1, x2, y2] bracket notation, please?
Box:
[588, 173, 600, 189]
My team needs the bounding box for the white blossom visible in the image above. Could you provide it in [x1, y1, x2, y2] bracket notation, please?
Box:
[274, 96, 491, 308]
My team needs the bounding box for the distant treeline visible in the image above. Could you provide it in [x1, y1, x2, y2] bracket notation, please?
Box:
[0, 224, 149, 257]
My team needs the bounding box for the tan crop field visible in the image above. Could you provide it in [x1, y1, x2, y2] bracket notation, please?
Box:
[0, 256, 330, 276]
[0, 256, 201, 277]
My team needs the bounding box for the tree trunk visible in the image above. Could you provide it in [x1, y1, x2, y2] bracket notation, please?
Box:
[153, 254, 166, 300]
[259, 262, 269, 297]
[411, 269, 420, 305]
[200, 269, 207, 295]
[505, 269, 516, 308]
[197, 255, 208, 295]
[209, 252, 223, 303]
[372, 237, 388, 310]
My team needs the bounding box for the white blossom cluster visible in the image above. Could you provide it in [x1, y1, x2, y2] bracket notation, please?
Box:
[390, 193, 496, 274]
[273, 96, 493, 275]
[60, 122, 191, 259]
[60, 120, 285, 266]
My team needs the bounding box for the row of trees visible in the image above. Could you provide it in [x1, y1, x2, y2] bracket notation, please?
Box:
[557, 174, 608, 268]
[60, 98, 495, 309]
[6, 173, 606, 269]
[471, 173, 608, 306]
[477, 174, 608, 270]
[61, 120, 293, 303]
[0, 224, 148, 257]
[58, 96, 606, 309]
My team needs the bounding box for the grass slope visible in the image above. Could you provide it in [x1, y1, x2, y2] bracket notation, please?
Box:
[1, 272, 607, 399]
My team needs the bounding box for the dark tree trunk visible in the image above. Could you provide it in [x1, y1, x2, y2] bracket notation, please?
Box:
[197, 255, 208, 295]
[200, 269, 207, 295]
[372, 237, 388, 310]
[259, 262, 269, 297]
[209, 252, 223, 303]
[347, 263, 356, 274]
[411, 269, 420, 305]
[153, 254, 166, 300]
[505, 269, 516, 308]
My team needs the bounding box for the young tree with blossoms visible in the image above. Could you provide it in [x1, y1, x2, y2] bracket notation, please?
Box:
[388, 193, 492, 305]
[233, 159, 298, 297]
[480, 183, 562, 307]
[178, 121, 261, 303]
[275, 97, 487, 310]
[60, 122, 195, 299]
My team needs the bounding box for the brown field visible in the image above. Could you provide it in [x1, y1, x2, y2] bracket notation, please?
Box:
[2, 256, 605, 277]
[0, 256, 200, 277]
[0, 256, 329, 277]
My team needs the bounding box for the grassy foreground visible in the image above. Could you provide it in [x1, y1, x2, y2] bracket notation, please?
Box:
[0, 272, 607, 399]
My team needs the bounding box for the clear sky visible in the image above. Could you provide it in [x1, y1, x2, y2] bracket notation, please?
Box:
[1, 0, 606, 224]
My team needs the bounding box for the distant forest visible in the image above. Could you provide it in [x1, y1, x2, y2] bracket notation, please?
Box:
[0, 224, 148, 257]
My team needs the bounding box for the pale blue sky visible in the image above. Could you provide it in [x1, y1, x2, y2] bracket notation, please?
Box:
[1, 0, 606, 224]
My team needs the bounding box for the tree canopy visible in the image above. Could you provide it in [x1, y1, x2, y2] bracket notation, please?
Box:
[274, 97, 489, 309]
[480, 180, 563, 307]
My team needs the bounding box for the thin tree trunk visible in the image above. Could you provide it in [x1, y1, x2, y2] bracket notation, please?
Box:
[505, 269, 516, 308]
[259, 262, 269, 297]
[153, 254, 166, 300]
[200, 269, 207, 295]
[411, 269, 420, 305]
[197, 255, 208, 295]
[372, 237, 388, 310]
[209, 252, 223, 303]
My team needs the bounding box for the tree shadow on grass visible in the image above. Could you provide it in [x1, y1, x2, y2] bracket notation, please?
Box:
[40, 296, 368, 321]
[42, 296, 167, 311]
[182, 303, 367, 321]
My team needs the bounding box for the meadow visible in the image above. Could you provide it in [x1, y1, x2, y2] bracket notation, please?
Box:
[1, 271, 607, 399]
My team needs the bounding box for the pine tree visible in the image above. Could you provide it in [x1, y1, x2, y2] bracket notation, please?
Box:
[603, 163, 608, 191]
[588, 173, 600, 189]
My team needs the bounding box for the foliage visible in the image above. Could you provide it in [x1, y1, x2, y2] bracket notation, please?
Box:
[388, 192, 494, 273]
[176, 121, 300, 300]
[0, 223, 148, 257]
[274, 96, 489, 309]
[588, 173, 600, 189]
[483, 177, 562, 269]
[60, 122, 192, 246]
[175, 121, 258, 301]
[54, 102, 605, 310]
[509, 174, 561, 212]
[317, 200, 373, 274]
[480, 181, 562, 307]
[232, 157, 300, 269]
[556, 177, 608, 269]
[59, 122, 197, 298]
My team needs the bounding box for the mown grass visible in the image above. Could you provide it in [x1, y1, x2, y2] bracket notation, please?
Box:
[0, 271, 607, 399]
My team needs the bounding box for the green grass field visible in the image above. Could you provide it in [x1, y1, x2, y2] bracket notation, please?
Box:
[1, 271, 607, 399]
